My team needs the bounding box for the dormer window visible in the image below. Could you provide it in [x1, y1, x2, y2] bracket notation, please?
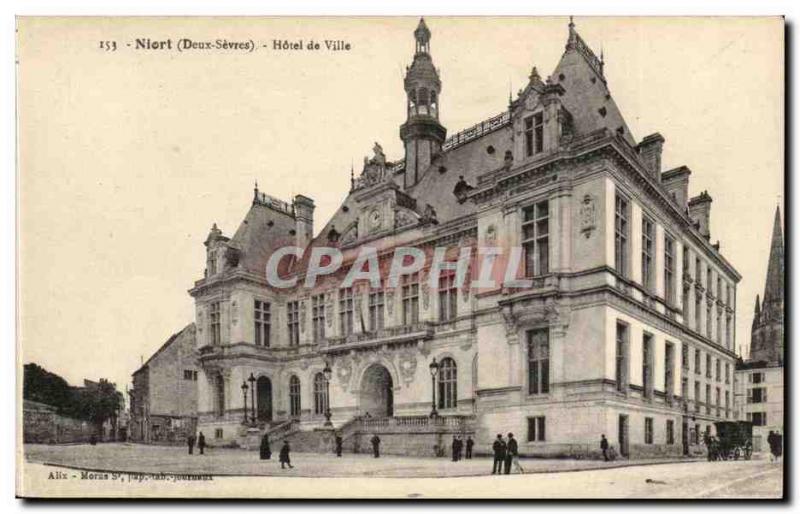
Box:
[524, 112, 544, 157]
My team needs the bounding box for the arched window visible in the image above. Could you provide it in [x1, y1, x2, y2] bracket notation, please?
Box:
[289, 375, 301, 418]
[438, 358, 457, 409]
[215, 374, 225, 418]
[313, 372, 329, 415]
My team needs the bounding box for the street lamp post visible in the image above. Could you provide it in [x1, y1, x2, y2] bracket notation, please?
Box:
[248, 373, 257, 424]
[323, 361, 333, 427]
[429, 358, 439, 418]
[240, 381, 249, 424]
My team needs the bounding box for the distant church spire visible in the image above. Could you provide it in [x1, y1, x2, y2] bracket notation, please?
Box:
[748, 204, 784, 364]
[763, 206, 784, 305]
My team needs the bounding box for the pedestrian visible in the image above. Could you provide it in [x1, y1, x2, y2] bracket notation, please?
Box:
[774, 431, 783, 462]
[371, 434, 381, 458]
[505, 433, 522, 474]
[335, 433, 343, 457]
[279, 440, 293, 469]
[456, 436, 463, 461]
[198, 431, 206, 455]
[187, 433, 196, 455]
[491, 434, 506, 474]
[465, 436, 474, 459]
[90, 433, 97, 446]
[451, 436, 459, 461]
[600, 434, 609, 461]
[260, 433, 272, 460]
[767, 431, 776, 462]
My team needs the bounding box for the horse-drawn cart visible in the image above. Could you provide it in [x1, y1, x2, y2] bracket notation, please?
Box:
[710, 421, 753, 461]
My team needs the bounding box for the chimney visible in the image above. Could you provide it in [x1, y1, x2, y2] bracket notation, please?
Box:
[294, 194, 315, 249]
[661, 166, 691, 211]
[636, 133, 665, 181]
[688, 191, 712, 240]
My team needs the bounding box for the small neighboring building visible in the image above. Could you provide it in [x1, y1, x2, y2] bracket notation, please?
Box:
[130, 323, 198, 443]
[735, 207, 784, 453]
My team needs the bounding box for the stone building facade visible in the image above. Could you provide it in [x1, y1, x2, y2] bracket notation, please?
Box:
[735, 208, 784, 453]
[130, 323, 198, 443]
[188, 19, 740, 458]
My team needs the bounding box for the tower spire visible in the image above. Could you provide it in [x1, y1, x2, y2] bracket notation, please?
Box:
[762, 205, 784, 305]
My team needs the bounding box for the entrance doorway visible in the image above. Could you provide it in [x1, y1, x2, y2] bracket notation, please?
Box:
[360, 364, 394, 417]
[682, 419, 689, 455]
[618, 414, 629, 457]
[256, 376, 273, 423]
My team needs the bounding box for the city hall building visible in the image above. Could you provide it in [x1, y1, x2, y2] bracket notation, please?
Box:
[188, 19, 740, 458]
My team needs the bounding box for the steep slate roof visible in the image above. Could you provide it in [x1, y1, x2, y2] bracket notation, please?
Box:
[228, 198, 298, 275]
[552, 23, 636, 146]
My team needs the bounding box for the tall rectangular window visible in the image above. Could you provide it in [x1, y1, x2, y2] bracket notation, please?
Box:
[664, 235, 675, 304]
[527, 329, 550, 395]
[524, 116, 534, 156]
[726, 315, 732, 349]
[682, 343, 689, 370]
[749, 387, 767, 403]
[666, 420, 675, 445]
[527, 416, 546, 442]
[725, 391, 730, 418]
[401, 274, 419, 325]
[254, 300, 271, 347]
[311, 294, 325, 343]
[209, 301, 221, 345]
[524, 113, 544, 156]
[615, 194, 629, 276]
[715, 359, 721, 382]
[749, 412, 767, 426]
[522, 200, 549, 277]
[368, 290, 385, 332]
[287, 301, 300, 346]
[706, 354, 712, 379]
[717, 309, 723, 344]
[644, 417, 654, 444]
[694, 381, 701, 412]
[681, 377, 688, 399]
[642, 333, 653, 399]
[641, 217, 655, 291]
[683, 247, 690, 278]
[725, 363, 730, 384]
[338, 288, 354, 337]
[716, 387, 721, 416]
[706, 300, 713, 339]
[705, 384, 711, 414]
[615, 322, 628, 392]
[438, 272, 458, 321]
[665, 342, 674, 399]
[695, 294, 703, 333]
[695, 349, 701, 375]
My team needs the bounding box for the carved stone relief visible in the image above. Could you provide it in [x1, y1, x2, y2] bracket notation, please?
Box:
[580, 194, 597, 238]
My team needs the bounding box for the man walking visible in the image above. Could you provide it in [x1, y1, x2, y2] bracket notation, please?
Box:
[371, 434, 381, 458]
[600, 434, 609, 461]
[492, 434, 506, 474]
[465, 436, 474, 459]
[198, 431, 206, 455]
[279, 440, 293, 469]
[505, 433, 521, 474]
[455, 436, 463, 461]
[451, 435, 459, 462]
[187, 433, 196, 455]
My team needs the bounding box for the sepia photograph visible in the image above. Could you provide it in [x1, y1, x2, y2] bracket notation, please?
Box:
[15, 15, 784, 499]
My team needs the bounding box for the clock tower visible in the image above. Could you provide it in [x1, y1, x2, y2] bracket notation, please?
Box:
[400, 18, 447, 189]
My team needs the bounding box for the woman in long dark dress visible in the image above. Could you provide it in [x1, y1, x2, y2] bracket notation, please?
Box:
[260, 434, 272, 460]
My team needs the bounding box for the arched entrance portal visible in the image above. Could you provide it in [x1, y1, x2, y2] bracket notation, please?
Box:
[256, 376, 273, 423]
[360, 364, 394, 417]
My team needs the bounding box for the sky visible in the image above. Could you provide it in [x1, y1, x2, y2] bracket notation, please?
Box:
[17, 16, 783, 394]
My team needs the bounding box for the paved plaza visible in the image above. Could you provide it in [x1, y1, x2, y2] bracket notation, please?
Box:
[22, 443, 783, 498]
